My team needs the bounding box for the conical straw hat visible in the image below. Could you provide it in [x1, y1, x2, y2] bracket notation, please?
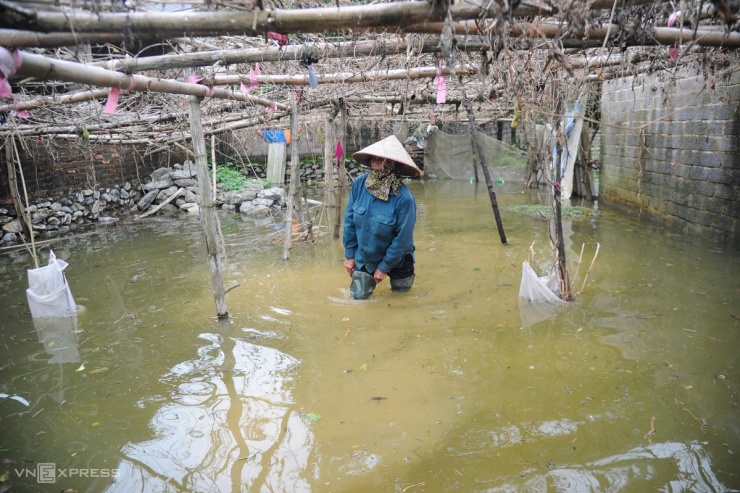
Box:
[352, 135, 422, 178]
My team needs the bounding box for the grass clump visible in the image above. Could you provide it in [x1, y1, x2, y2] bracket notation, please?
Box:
[505, 204, 600, 220]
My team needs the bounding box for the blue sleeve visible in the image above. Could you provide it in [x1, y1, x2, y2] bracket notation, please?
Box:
[343, 179, 359, 259]
[378, 191, 416, 273]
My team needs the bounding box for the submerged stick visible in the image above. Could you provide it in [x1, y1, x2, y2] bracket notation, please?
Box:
[133, 187, 184, 220]
[575, 242, 600, 297]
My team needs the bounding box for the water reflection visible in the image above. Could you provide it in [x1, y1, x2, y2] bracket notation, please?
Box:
[512, 441, 728, 492]
[107, 328, 314, 492]
[33, 315, 81, 365]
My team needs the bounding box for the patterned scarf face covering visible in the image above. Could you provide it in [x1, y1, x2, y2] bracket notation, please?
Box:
[365, 160, 402, 201]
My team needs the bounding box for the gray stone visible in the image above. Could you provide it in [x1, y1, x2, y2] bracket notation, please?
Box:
[83, 189, 95, 197]
[174, 178, 198, 187]
[2, 232, 18, 243]
[101, 193, 113, 202]
[222, 190, 258, 205]
[31, 211, 50, 224]
[58, 226, 70, 234]
[182, 160, 197, 176]
[98, 216, 120, 225]
[259, 187, 284, 201]
[47, 216, 60, 226]
[124, 182, 132, 191]
[150, 167, 171, 181]
[137, 190, 159, 210]
[142, 178, 174, 193]
[184, 190, 198, 203]
[241, 204, 271, 217]
[120, 189, 130, 199]
[2, 219, 23, 234]
[50, 202, 62, 211]
[252, 198, 273, 207]
[180, 203, 199, 214]
[170, 169, 194, 180]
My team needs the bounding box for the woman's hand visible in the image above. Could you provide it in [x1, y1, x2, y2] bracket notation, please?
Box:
[344, 258, 356, 277]
[373, 269, 388, 284]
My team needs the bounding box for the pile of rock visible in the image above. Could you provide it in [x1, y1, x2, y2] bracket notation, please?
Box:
[0, 160, 291, 247]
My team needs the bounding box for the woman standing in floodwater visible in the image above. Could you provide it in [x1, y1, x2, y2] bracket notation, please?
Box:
[342, 135, 422, 300]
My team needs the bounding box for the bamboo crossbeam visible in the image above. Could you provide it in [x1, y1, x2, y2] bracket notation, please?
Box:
[12, 51, 288, 110]
[95, 38, 488, 73]
[2, 2, 550, 37]
[0, 28, 128, 48]
[207, 65, 477, 87]
[0, 88, 109, 113]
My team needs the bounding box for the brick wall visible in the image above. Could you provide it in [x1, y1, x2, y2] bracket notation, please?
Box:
[0, 138, 187, 203]
[600, 63, 740, 246]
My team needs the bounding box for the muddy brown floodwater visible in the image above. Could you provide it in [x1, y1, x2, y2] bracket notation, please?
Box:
[1, 180, 738, 492]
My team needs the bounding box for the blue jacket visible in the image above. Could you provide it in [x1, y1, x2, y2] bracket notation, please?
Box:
[343, 174, 416, 274]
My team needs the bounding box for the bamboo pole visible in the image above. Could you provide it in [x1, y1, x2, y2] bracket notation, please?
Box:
[462, 99, 507, 245]
[188, 96, 228, 318]
[322, 110, 337, 233]
[553, 137, 571, 301]
[0, 88, 110, 114]
[13, 51, 288, 110]
[333, 101, 347, 240]
[6, 2, 549, 37]
[282, 100, 300, 261]
[208, 65, 477, 87]
[4, 136, 33, 257]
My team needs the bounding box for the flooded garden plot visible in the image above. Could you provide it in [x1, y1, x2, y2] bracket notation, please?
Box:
[0, 180, 738, 492]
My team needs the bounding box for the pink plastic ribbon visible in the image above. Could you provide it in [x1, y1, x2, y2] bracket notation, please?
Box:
[104, 87, 120, 114]
[434, 60, 447, 104]
[667, 10, 682, 27]
[103, 76, 137, 115]
[266, 102, 278, 114]
[267, 32, 288, 46]
[0, 47, 22, 98]
[184, 74, 214, 97]
[10, 109, 29, 119]
[334, 141, 344, 160]
[666, 11, 682, 61]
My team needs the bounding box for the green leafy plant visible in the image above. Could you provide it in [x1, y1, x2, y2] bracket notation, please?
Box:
[211, 165, 247, 191]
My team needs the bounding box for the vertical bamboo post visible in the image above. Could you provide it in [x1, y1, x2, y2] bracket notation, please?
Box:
[462, 99, 507, 245]
[188, 96, 228, 318]
[322, 114, 336, 230]
[553, 127, 572, 301]
[333, 101, 347, 239]
[283, 100, 299, 261]
[211, 134, 217, 196]
[5, 136, 37, 266]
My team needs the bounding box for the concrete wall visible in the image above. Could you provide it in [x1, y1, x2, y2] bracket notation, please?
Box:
[600, 63, 740, 246]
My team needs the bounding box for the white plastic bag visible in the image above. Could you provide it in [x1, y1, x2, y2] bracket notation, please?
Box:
[26, 250, 77, 318]
[519, 260, 565, 328]
[519, 260, 564, 303]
